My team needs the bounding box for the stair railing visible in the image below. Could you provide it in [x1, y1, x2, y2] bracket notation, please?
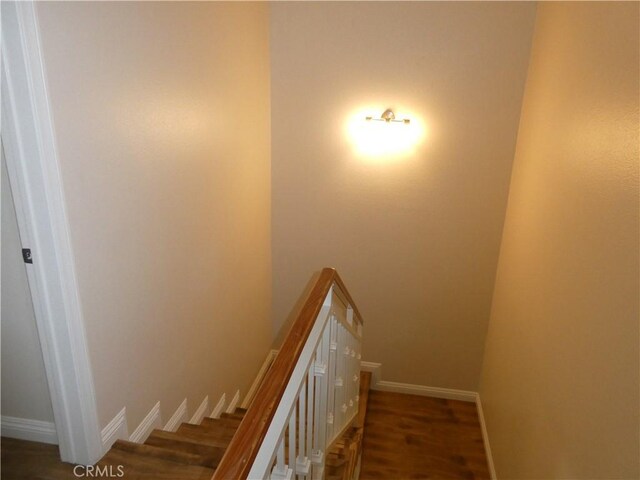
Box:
[212, 268, 364, 480]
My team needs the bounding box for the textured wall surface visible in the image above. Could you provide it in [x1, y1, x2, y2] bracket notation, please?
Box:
[36, 1, 272, 430]
[270, 2, 536, 390]
[480, 3, 639, 478]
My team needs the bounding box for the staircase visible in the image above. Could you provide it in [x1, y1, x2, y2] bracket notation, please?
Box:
[97, 268, 367, 479]
[96, 372, 372, 479]
[97, 408, 245, 478]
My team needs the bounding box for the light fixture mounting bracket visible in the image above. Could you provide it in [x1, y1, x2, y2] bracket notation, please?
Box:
[365, 108, 410, 124]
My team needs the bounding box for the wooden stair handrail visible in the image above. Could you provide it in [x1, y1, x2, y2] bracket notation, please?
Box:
[212, 268, 363, 480]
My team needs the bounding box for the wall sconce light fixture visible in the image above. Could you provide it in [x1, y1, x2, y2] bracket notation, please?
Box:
[346, 106, 424, 159]
[365, 108, 410, 124]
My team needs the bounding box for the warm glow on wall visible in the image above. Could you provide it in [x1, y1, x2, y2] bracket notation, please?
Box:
[345, 107, 426, 159]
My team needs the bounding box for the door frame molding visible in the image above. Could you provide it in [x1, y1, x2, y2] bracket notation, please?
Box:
[1, 1, 102, 464]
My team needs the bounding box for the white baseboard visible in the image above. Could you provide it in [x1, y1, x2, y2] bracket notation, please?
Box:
[101, 407, 128, 451]
[100, 389, 240, 450]
[360, 361, 382, 386]
[189, 396, 209, 425]
[129, 402, 161, 443]
[210, 394, 226, 419]
[374, 380, 477, 402]
[476, 395, 496, 479]
[241, 349, 279, 409]
[1, 416, 58, 445]
[360, 360, 476, 402]
[163, 399, 187, 432]
[225, 390, 240, 414]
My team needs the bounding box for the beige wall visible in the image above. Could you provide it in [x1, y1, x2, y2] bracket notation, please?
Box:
[1, 145, 55, 424]
[35, 2, 272, 429]
[270, 2, 536, 390]
[479, 2, 639, 478]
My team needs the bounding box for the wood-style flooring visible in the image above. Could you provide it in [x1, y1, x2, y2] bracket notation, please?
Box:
[360, 390, 490, 479]
[1, 386, 490, 479]
[1, 437, 77, 479]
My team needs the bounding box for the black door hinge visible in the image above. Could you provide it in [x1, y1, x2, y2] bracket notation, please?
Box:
[22, 248, 33, 264]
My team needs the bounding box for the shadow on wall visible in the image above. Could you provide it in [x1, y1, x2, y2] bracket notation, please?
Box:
[271, 269, 324, 348]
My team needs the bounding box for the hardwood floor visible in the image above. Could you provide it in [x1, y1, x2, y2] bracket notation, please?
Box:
[1, 437, 77, 479]
[1, 388, 490, 480]
[360, 391, 490, 480]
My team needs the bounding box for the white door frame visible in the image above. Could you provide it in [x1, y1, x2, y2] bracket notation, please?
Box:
[1, 1, 103, 464]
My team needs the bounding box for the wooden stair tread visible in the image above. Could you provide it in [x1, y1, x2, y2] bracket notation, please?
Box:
[97, 446, 213, 479]
[170, 424, 234, 447]
[111, 439, 204, 466]
[203, 416, 242, 429]
[137, 433, 226, 469]
[95, 371, 368, 478]
[220, 411, 245, 421]
[178, 421, 237, 439]
[147, 428, 230, 449]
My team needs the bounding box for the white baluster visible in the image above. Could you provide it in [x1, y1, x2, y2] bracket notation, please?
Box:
[271, 436, 293, 480]
[352, 333, 357, 415]
[348, 332, 353, 417]
[298, 381, 305, 462]
[296, 378, 311, 476]
[326, 314, 337, 442]
[348, 331, 353, 419]
[348, 332, 352, 413]
[356, 336, 360, 410]
[289, 407, 296, 476]
[355, 338, 361, 404]
[336, 323, 346, 433]
[301, 363, 314, 477]
[312, 342, 322, 453]
[312, 323, 329, 479]
[277, 436, 285, 470]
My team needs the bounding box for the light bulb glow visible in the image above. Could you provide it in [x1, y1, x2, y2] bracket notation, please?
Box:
[345, 108, 425, 159]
